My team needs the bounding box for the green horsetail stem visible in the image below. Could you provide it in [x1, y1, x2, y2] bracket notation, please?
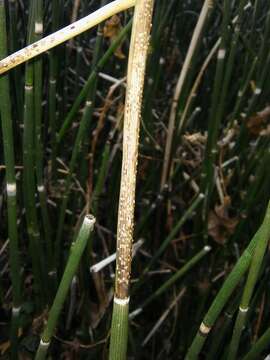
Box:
[130, 245, 211, 319]
[49, 0, 61, 180]
[54, 9, 109, 258]
[35, 215, 95, 360]
[57, 18, 132, 143]
[185, 202, 270, 360]
[242, 326, 270, 360]
[55, 8, 108, 261]
[91, 141, 110, 215]
[200, 0, 231, 218]
[227, 200, 270, 360]
[54, 21, 132, 250]
[109, 1, 154, 359]
[0, 1, 21, 356]
[23, 0, 47, 308]
[132, 193, 204, 293]
[78, 0, 107, 189]
[33, 0, 54, 285]
[141, 0, 177, 136]
[206, 293, 241, 360]
[55, 102, 95, 268]
[7, 0, 23, 125]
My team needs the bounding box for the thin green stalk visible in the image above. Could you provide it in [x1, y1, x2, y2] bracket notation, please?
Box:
[49, 0, 61, 180]
[23, 0, 45, 308]
[230, 148, 270, 245]
[209, 0, 246, 134]
[57, 19, 132, 143]
[78, 0, 107, 187]
[141, 0, 176, 135]
[200, 0, 231, 218]
[177, 38, 220, 135]
[135, 185, 169, 236]
[228, 57, 257, 127]
[242, 326, 270, 360]
[0, 1, 21, 356]
[55, 16, 132, 268]
[197, 0, 247, 229]
[236, 51, 270, 152]
[33, 0, 54, 282]
[74, 46, 82, 97]
[227, 200, 270, 360]
[185, 217, 267, 360]
[35, 215, 95, 360]
[55, 101, 94, 269]
[132, 193, 204, 293]
[130, 245, 211, 319]
[109, 1, 154, 358]
[206, 294, 241, 360]
[91, 141, 110, 215]
[8, 0, 23, 125]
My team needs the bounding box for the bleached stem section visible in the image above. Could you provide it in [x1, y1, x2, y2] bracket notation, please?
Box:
[0, 0, 135, 75]
[109, 1, 154, 359]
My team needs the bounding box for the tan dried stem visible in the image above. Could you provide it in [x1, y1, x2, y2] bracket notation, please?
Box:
[0, 0, 135, 75]
[160, 0, 213, 189]
[115, 0, 154, 299]
[178, 38, 221, 134]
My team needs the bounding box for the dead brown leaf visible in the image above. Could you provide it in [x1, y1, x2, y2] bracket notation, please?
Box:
[246, 105, 270, 135]
[32, 309, 48, 335]
[208, 197, 238, 244]
[0, 341, 10, 355]
[103, 15, 125, 59]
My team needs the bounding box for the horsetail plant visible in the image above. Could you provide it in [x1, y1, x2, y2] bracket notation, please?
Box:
[0, 1, 21, 356]
[1, 1, 270, 358]
[132, 193, 205, 293]
[23, 0, 46, 308]
[49, 0, 61, 180]
[227, 200, 270, 360]
[109, 0, 154, 358]
[185, 201, 270, 359]
[242, 325, 270, 360]
[130, 245, 211, 320]
[200, 0, 231, 224]
[35, 214, 95, 360]
[56, 18, 132, 143]
[33, 0, 54, 286]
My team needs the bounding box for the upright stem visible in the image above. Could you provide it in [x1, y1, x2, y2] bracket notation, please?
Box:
[34, 0, 54, 283]
[200, 0, 245, 221]
[23, 0, 45, 308]
[185, 212, 268, 359]
[227, 200, 270, 360]
[49, 0, 61, 180]
[160, 0, 213, 189]
[109, 0, 154, 359]
[35, 215, 95, 360]
[56, 19, 132, 143]
[0, 1, 21, 357]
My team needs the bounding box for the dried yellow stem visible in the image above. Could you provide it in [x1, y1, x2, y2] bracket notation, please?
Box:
[115, 0, 154, 299]
[0, 0, 135, 75]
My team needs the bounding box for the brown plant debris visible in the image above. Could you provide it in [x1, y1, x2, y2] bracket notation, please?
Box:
[208, 196, 238, 244]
